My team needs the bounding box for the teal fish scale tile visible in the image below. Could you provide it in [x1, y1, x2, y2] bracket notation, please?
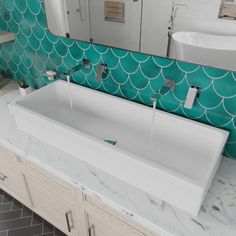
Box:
[0, 0, 235, 159]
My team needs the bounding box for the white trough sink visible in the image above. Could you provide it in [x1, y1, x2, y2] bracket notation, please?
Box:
[9, 80, 229, 216]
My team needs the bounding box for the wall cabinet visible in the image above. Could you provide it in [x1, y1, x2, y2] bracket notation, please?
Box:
[0, 144, 155, 236]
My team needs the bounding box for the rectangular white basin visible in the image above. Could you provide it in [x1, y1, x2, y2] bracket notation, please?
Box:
[9, 80, 229, 216]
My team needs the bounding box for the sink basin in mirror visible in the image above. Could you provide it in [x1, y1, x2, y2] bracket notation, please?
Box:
[43, 0, 236, 72]
[9, 80, 229, 216]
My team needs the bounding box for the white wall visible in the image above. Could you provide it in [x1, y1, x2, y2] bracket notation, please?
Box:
[141, 0, 173, 57]
[141, 0, 236, 58]
[44, 0, 68, 37]
[66, 0, 90, 41]
[174, 0, 236, 36]
[89, 0, 142, 51]
[44, 0, 90, 41]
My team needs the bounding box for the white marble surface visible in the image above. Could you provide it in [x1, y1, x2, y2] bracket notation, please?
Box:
[0, 80, 18, 96]
[0, 88, 236, 236]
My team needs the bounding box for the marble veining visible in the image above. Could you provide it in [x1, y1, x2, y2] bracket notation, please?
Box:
[0, 89, 236, 236]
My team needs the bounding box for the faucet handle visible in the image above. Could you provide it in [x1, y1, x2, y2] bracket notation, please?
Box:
[184, 86, 200, 109]
[96, 63, 108, 82]
[164, 79, 175, 91]
[82, 59, 90, 69]
[44, 70, 58, 81]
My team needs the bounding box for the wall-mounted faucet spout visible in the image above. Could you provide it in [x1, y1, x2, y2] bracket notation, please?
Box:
[150, 79, 175, 103]
[63, 59, 90, 77]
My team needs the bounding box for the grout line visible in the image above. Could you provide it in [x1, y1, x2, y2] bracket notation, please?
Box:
[0, 209, 22, 222]
[33, 230, 55, 236]
[20, 205, 23, 218]
[7, 222, 43, 233]
[31, 213, 34, 226]
[0, 203, 14, 212]
[10, 199, 14, 211]
[0, 215, 32, 223]
[42, 219, 45, 234]
[0, 207, 20, 215]
[0, 200, 14, 205]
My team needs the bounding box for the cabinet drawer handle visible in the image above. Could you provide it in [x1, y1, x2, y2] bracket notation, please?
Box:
[88, 225, 95, 236]
[65, 210, 73, 233]
[0, 173, 7, 181]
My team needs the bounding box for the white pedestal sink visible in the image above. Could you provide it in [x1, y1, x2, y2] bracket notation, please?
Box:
[9, 80, 229, 216]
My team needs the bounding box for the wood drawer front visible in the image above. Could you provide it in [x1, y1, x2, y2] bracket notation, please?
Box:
[86, 203, 145, 236]
[0, 162, 25, 201]
[0, 145, 17, 167]
[23, 167, 76, 235]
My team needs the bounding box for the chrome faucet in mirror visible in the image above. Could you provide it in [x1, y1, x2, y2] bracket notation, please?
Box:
[96, 63, 108, 82]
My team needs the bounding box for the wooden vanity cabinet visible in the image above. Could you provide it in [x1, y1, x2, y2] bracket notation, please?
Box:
[0, 144, 155, 236]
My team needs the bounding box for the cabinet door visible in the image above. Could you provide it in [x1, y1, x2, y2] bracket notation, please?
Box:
[86, 203, 145, 236]
[23, 166, 79, 236]
[0, 145, 28, 203]
[0, 145, 18, 167]
[0, 162, 27, 202]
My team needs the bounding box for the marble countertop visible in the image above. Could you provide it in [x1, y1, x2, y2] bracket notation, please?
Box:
[0, 80, 18, 96]
[0, 86, 236, 236]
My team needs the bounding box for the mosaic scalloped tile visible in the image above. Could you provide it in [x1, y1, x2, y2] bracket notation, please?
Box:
[0, 0, 235, 159]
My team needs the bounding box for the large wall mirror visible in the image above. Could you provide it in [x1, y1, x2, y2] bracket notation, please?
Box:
[44, 0, 236, 71]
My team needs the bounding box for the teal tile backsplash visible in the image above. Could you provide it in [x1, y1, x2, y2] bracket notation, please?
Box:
[0, 0, 235, 159]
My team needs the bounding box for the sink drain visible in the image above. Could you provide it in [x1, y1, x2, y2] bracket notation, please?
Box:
[104, 138, 117, 146]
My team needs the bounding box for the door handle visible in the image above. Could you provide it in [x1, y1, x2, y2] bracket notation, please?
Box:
[88, 225, 95, 236]
[65, 210, 74, 233]
[79, 0, 86, 21]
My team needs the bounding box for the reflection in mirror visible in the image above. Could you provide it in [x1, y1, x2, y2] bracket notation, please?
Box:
[220, 0, 236, 19]
[44, 0, 142, 51]
[44, 0, 236, 72]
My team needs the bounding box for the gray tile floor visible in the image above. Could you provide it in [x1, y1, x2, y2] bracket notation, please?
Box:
[0, 189, 67, 236]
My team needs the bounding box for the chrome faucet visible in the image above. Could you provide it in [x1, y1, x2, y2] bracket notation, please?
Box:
[184, 86, 200, 109]
[44, 59, 90, 81]
[151, 79, 175, 103]
[63, 59, 90, 76]
[96, 63, 108, 82]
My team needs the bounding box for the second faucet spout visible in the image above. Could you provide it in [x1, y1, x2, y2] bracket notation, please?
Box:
[151, 79, 175, 103]
[63, 59, 90, 77]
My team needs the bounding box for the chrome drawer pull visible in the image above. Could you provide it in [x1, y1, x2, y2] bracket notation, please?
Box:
[88, 225, 95, 236]
[65, 210, 73, 233]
